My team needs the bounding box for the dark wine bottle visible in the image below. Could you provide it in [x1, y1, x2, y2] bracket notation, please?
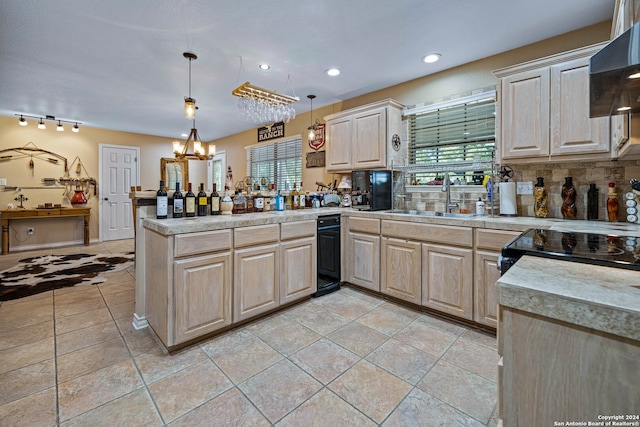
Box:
[197, 183, 208, 216]
[210, 183, 220, 215]
[185, 182, 196, 217]
[172, 182, 183, 218]
[156, 180, 168, 219]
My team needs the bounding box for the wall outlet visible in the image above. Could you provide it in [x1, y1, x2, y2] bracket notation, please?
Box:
[0, 178, 6, 186]
[516, 181, 534, 195]
[27, 227, 34, 235]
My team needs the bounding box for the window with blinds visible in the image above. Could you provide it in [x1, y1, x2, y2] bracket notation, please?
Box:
[406, 90, 496, 183]
[246, 136, 302, 191]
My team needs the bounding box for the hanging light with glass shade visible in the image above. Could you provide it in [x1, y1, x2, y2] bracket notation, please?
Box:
[173, 52, 215, 160]
[307, 94, 317, 140]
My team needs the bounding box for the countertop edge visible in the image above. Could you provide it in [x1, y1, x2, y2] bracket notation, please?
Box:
[497, 255, 640, 341]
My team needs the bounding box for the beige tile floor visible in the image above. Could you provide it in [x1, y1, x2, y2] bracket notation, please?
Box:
[0, 240, 499, 426]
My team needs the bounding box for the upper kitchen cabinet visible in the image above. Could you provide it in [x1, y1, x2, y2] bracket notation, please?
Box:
[494, 43, 612, 163]
[324, 99, 405, 172]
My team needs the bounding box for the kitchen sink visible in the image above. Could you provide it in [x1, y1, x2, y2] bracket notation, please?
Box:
[388, 209, 481, 218]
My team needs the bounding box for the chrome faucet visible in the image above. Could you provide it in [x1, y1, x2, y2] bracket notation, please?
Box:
[441, 172, 457, 213]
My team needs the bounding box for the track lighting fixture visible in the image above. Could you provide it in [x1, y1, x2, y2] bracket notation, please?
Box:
[15, 114, 81, 132]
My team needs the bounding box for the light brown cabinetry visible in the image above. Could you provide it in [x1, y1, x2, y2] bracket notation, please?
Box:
[324, 99, 404, 172]
[495, 44, 610, 163]
[280, 220, 317, 305]
[474, 229, 521, 328]
[345, 217, 380, 291]
[422, 243, 473, 320]
[380, 237, 421, 304]
[146, 229, 233, 347]
[498, 306, 640, 426]
[233, 224, 280, 322]
[174, 252, 232, 344]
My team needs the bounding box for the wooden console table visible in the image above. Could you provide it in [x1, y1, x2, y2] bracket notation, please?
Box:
[0, 207, 91, 254]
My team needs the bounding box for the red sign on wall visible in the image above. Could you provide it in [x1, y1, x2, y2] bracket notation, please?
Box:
[308, 123, 325, 151]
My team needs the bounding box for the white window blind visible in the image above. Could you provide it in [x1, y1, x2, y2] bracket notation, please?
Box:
[246, 136, 302, 191]
[406, 89, 496, 182]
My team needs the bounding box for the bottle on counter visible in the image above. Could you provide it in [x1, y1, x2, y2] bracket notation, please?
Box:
[254, 192, 264, 212]
[210, 183, 220, 215]
[533, 177, 548, 218]
[561, 176, 577, 220]
[185, 183, 196, 217]
[269, 188, 277, 211]
[197, 183, 208, 216]
[276, 190, 285, 211]
[476, 197, 485, 216]
[232, 191, 247, 214]
[298, 182, 306, 209]
[607, 182, 619, 222]
[220, 190, 233, 215]
[587, 183, 599, 220]
[172, 182, 183, 218]
[246, 192, 254, 213]
[291, 183, 299, 210]
[312, 194, 320, 209]
[156, 179, 168, 219]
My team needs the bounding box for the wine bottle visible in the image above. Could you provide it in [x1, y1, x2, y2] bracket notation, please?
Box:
[291, 183, 299, 210]
[298, 182, 306, 209]
[172, 182, 183, 218]
[197, 183, 208, 216]
[210, 183, 220, 215]
[156, 180, 168, 219]
[185, 183, 196, 217]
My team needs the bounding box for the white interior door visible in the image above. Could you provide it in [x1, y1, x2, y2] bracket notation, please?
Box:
[100, 144, 139, 241]
[207, 151, 226, 191]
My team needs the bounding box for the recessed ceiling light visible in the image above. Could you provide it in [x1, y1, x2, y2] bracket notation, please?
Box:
[181, 133, 189, 137]
[617, 106, 632, 111]
[258, 64, 270, 71]
[422, 53, 441, 64]
[326, 68, 340, 76]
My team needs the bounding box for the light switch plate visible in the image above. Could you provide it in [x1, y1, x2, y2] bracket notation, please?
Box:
[516, 181, 533, 195]
[0, 178, 6, 186]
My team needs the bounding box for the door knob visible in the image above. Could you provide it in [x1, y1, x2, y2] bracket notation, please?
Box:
[103, 197, 109, 201]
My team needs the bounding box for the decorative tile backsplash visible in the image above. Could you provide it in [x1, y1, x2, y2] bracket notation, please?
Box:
[401, 159, 640, 222]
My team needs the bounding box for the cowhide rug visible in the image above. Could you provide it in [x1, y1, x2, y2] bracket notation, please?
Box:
[0, 252, 135, 301]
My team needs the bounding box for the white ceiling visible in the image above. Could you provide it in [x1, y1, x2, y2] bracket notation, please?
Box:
[0, 0, 614, 141]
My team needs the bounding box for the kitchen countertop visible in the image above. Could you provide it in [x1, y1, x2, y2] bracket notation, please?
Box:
[142, 207, 640, 237]
[497, 255, 640, 341]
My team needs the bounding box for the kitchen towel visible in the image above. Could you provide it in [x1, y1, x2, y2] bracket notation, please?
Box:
[499, 181, 517, 216]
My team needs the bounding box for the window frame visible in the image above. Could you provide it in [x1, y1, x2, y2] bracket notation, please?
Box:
[245, 135, 302, 191]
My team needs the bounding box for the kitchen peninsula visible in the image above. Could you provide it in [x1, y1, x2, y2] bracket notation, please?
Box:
[496, 256, 640, 426]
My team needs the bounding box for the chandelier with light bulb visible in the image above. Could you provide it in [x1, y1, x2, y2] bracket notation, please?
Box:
[173, 51, 215, 160]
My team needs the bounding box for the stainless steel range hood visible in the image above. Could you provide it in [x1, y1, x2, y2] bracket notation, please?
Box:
[590, 22, 640, 117]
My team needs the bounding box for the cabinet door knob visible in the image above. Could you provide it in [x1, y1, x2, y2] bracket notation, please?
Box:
[103, 197, 109, 201]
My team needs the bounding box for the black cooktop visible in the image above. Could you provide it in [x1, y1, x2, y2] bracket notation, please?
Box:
[502, 228, 640, 272]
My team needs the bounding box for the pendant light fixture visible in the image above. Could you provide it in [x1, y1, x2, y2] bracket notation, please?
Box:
[184, 52, 197, 119]
[173, 52, 215, 160]
[307, 94, 316, 140]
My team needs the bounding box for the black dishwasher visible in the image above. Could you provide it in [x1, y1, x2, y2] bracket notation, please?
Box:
[315, 214, 341, 297]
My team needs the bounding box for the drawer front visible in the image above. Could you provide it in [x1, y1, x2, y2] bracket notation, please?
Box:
[475, 229, 521, 251]
[175, 229, 232, 257]
[381, 220, 472, 247]
[347, 216, 380, 234]
[281, 220, 316, 240]
[234, 223, 279, 248]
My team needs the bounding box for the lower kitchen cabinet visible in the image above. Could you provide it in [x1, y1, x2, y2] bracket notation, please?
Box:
[422, 243, 473, 320]
[233, 243, 280, 322]
[346, 231, 380, 291]
[280, 236, 317, 304]
[474, 228, 521, 328]
[381, 237, 421, 304]
[174, 252, 232, 344]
